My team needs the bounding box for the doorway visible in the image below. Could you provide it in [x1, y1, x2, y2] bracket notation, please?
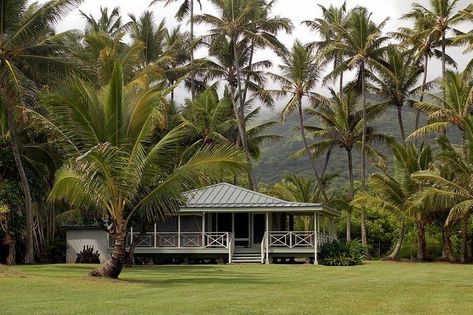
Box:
[253, 214, 265, 245]
[234, 213, 250, 247]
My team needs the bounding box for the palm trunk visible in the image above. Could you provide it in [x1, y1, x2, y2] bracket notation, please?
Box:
[441, 33, 447, 136]
[415, 54, 429, 131]
[461, 218, 469, 263]
[415, 214, 428, 261]
[232, 37, 255, 190]
[89, 222, 127, 278]
[360, 62, 367, 246]
[442, 226, 456, 263]
[346, 149, 354, 241]
[242, 42, 255, 105]
[190, 0, 196, 100]
[297, 102, 329, 202]
[338, 56, 344, 96]
[383, 217, 406, 260]
[5, 233, 16, 265]
[397, 106, 406, 144]
[5, 98, 34, 264]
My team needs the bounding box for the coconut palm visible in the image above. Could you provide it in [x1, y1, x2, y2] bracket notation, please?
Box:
[304, 88, 388, 240]
[0, 0, 84, 263]
[353, 142, 433, 260]
[80, 6, 132, 36]
[454, 4, 473, 75]
[195, 0, 291, 190]
[322, 7, 389, 244]
[303, 2, 349, 95]
[30, 64, 247, 278]
[370, 47, 426, 143]
[269, 40, 329, 202]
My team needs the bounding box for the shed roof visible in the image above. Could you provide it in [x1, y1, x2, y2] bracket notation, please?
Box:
[181, 182, 333, 214]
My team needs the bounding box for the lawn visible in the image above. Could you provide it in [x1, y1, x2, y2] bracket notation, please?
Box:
[1, 261, 472, 315]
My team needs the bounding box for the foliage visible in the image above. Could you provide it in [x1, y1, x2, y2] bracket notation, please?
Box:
[319, 239, 367, 266]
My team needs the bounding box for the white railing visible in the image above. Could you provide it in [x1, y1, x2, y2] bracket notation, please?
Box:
[228, 233, 234, 264]
[112, 231, 231, 249]
[261, 232, 267, 264]
[267, 231, 336, 249]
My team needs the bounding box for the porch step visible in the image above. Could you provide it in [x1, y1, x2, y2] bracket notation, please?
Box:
[231, 253, 262, 264]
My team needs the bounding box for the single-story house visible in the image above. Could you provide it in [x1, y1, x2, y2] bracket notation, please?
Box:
[66, 182, 340, 264]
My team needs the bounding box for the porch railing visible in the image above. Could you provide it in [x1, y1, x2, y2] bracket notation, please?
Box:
[110, 232, 231, 249]
[267, 231, 336, 248]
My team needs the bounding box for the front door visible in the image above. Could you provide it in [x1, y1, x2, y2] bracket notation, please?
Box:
[253, 214, 265, 245]
[234, 213, 250, 247]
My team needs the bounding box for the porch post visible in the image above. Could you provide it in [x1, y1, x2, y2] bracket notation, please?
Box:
[265, 212, 269, 264]
[202, 213, 206, 248]
[177, 216, 181, 248]
[154, 222, 157, 248]
[314, 211, 318, 265]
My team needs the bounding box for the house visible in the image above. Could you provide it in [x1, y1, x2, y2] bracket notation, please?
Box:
[66, 182, 339, 264]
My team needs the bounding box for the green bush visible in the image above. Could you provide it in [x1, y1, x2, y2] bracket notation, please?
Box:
[319, 240, 367, 266]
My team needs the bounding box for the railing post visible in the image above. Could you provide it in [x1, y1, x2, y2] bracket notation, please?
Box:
[177, 216, 181, 248]
[202, 213, 206, 248]
[130, 227, 133, 247]
[289, 232, 293, 248]
[314, 211, 318, 265]
[265, 212, 269, 264]
[153, 223, 157, 248]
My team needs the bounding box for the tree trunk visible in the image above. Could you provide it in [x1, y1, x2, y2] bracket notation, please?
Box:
[461, 217, 469, 263]
[89, 222, 127, 278]
[190, 0, 196, 100]
[5, 233, 16, 265]
[339, 56, 344, 96]
[360, 62, 367, 246]
[232, 37, 255, 190]
[383, 217, 406, 260]
[297, 102, 328, 202]
[415, 54, 429, 131]
[346, 149, 354, 241]
[397, 106, 406, 144]
[415, 215, 429, 261]
[4, 98, 35, 264]
[442, 226, 456, 263]
[441, 33, 447, 136]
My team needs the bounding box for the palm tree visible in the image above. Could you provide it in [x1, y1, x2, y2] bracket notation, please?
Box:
[370, 47, 426, 143]
[195, 0, 291, 191]
[412, 118, 473, 263]
[454, 4, 473, 75]
[150, 0, 202, 99]
[353, 142, 433, 260]
[30, 64, 247, 278]
[303, 2, 349, 95]
[304, 89, 388, 240]
[269, 41, 330, 202]
[80, 6, 132, 36]
[323, 7, 389, 245]
[403, 0, 462, 108]
[0, 0, 83, 263]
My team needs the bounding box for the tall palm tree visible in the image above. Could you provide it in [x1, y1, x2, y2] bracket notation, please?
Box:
[0, 0, 83, 263]
[30, 64, 247, 278]
[303, 2, 349, 95]
[270, 41, 329, 202]
[304, 89, 388, 240]
[454, 4, 473, 75]
[403, 0, 462, 109]
[195, 0, 290, 190]
[324, 7, 389, 245]
[80, 6, 132, 36]
[150, 0, 202, 99]
[370, 47, 426, 143]
[353, 142, 433, 260]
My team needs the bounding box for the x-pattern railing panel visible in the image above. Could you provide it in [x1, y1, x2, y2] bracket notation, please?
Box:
[205, 233, 227, 248]
[157, 233, 178, 247]
[181, 233, 202, 247]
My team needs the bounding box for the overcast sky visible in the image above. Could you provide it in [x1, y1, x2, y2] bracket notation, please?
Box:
[43, 0, 473, 107]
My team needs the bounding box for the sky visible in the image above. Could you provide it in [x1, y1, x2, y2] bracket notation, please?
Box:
[41, 0, 473, 107]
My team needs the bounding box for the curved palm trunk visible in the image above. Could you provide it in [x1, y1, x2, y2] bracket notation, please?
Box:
[415, 54, 429, 131]
[383, 217, 406, 260]
[5, 99, 34, 264]
[297, 102, 328, 202]
[415, 214, 428, 261]
[346, 149, 354, 241]
[360, 62, 367, 246]
[397, 106, 406, 144]
[442, 226, 456, 263]
[190, 0, 196, 100]
[90, 222, 127, 278]
[232, 37, 256, 191]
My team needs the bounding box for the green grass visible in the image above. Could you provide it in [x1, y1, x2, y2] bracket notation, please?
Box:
[1, 261, 472, 315]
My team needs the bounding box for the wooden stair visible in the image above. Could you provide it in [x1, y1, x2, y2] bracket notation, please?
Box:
[231, 252, 261, 264]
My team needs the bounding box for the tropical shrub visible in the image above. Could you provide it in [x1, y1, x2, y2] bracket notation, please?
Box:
[319, 240, 367, 266]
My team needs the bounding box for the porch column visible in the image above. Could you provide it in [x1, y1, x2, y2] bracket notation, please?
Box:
[177, 216, 181, 248]
[265, 212, 269, 264]
[202, 213, 206, 248]
[153, 222, 157, 248]
[314, 211, 318, 265]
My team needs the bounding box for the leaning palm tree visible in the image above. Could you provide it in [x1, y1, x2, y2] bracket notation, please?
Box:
[370, 47, 426, 143]
[30, 64, 247, 278]
[322, 7, 389, 244]
[303, 2, 349, 95]
[352, 142, 433, 260]
[270, 41, 329, 202]
[195, 0, 291, 191]
[304, 88, 388, 240]
[0, 0, 83, 263]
